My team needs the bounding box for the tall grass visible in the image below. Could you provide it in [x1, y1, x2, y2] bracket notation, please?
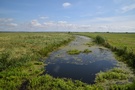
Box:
[0, 32, 74, 90]
[94, 35, 105, 44]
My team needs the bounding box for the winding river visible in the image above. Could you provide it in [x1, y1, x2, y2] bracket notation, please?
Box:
[44, 36, 118, 84]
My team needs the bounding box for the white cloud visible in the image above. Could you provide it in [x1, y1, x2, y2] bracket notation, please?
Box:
[8, 23, 18, 27]
[0, 18, 13, 22]
[30, 20, 41, 27]
[121, 4, 135, 13]
[62, 2, 71, 8]
[0, 17, 135, 32]
[43, 22, 55, 26]
[28, 19, 135, 32]
[0, 18, 18, 31]
[78, 15, 135, 24]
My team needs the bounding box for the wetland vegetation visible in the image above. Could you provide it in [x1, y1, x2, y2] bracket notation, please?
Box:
[67, 49, 92, 55]
[0, 32, 135, 90]
[67, 49, 81, 55]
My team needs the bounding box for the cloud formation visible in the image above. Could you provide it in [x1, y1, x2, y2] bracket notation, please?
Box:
[31, 20, 41, 27]
[8, 23, 18, 27]
[121, 4, 135, 13]
[62, 2, 71, 8]
[28, 19, 135, 32]
[0, 18, 13, 22]
[0, 18, 18, 31]
[0, 17, 135, 32]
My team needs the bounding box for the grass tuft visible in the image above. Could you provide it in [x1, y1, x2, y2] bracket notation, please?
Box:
[83, 49, 92, 53]
[67, 49, 81, 55]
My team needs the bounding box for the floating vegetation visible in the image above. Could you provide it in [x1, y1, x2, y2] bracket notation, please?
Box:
[0, 32, 135, 90]
[67, 48, 92, 55]
[86, 42, 94, 47]
[67, 49, 81, 55]
[83, 49, 92, 53]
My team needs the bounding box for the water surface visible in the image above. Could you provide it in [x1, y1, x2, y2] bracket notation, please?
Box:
[45, 36, 118, 84]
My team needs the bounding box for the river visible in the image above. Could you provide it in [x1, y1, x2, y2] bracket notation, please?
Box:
[44, 35, 118, 84]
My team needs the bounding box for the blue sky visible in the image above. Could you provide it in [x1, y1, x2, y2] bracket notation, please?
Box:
[0, 0, 135, 32]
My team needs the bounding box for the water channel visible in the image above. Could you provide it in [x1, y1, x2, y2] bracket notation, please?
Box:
[45, 36, 118, 84]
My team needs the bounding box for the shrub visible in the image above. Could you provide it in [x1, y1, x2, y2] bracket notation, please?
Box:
[94, 35, 105, 44]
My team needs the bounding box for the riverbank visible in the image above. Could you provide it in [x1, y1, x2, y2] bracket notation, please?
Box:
[0, 32, 135, 90]
[0, 32, 74, 90]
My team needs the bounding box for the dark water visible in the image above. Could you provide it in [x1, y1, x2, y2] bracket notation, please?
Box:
[45, 36, 118, 84]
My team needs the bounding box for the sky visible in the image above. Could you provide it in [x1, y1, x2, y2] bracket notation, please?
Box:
[0, 0, 135, 32]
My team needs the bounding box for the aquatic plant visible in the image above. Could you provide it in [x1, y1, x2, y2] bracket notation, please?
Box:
[83, 49, 92, 53]
[86, 42, 94, 47]
[0, 32, 135, 90]
[75, 33, 135, 69]
[67, 49, 81, 55]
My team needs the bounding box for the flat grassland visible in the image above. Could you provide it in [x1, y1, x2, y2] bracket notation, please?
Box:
[0, 32, 74, 90]
[75, 33, 135, 54]
[0, 32, 135, 90]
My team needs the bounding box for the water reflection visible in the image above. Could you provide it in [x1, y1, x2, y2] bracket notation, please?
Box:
[45, 36, 118, 84]
[46, 60, 116, 84]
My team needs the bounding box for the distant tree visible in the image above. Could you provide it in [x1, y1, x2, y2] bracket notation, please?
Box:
[68, 31, 71, 34]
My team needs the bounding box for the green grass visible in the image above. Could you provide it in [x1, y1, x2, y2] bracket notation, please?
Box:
[0, 32, 74, 90]
[27, 74, 104, 90]
[86, 42, 94, 47]
[74, 32, 135, 68]
[83, 49, 92, 53]
[95, 68, 130, 83]
[67, 49, 81, 55]
[74, 32, 135, 54]
[67, 49, 92, 55]
[0, 32, 135, 90]
[94, 35, 106, 44]
[73, 32, 135, 89]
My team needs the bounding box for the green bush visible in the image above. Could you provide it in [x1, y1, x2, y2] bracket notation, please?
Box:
[94, 35, 105, 44]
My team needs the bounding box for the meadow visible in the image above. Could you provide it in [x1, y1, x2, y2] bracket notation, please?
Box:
[75, 33, 135, 69]
[0, 32, 135, 90]
[74, 33, 135, 53]
[0, 32, 74, 90]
